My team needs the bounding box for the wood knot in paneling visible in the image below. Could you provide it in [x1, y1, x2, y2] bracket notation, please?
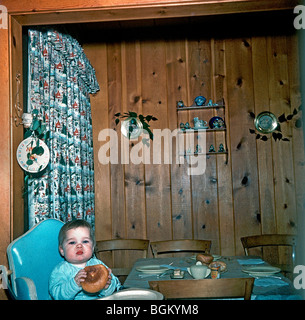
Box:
[158, 9, 167, 15]
[236, 77, 243, 87]
[133, 95, 141, 103]
[248, 111, 255, 119]
[256, 211, 261, 223]
[174, 214, 182, 221]
[124, 174, 144, 187]
[236, 137, 245, 150]
[241, 175, 249, 186]
[242, 40, 250, 48]
[210, 177, 217, 183]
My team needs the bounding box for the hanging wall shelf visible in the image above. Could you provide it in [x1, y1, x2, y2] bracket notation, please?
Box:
[176, 97, 229, 163]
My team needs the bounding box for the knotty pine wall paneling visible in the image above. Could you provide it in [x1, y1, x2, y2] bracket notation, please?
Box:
[251, 36, 278, 262]
[141, 39, 173, 243]
[211, 39, 235, 256]
[166, 39, 193, 241]
[83, 25, 304, 262]
[225, 38, 261, 254]
[268, 36, 298, 264]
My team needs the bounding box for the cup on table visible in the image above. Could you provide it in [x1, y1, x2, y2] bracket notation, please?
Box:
[187, 264, 209, 279]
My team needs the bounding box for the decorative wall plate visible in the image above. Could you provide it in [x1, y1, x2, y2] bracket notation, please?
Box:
[254, 111, 278, 134]
[194, 95, 206, 106]
[16, 137, 50, 173]
[209, 116, 225, 129]
[121, 117, 143, 139]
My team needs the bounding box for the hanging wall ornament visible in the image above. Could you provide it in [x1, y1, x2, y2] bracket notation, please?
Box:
[17, 137, 50, 173]
[114, 111, 158, 142]
[254, 111, 279, 134]
[249, 106, 302, 142]
[121, 117, 143, 140]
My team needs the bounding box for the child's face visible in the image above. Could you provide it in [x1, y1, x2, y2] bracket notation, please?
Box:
[59, 227, 94, 266]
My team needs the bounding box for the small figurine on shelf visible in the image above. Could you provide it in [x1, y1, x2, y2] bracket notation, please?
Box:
[180, 122, 185, 131]
[209, 144, 216, 152]
[177, 100, 185, 108]
[193, 117, 208, 129]
[195, 144, 202, 154]
[194, 96, 206, 106]
[207, 99, 213, 106]
[218, 143, 225, 152]
[184, 122, 191, 129]
[207, 99, 219, 107]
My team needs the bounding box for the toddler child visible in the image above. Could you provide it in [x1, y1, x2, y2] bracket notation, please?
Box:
[49, 219, 122, 300]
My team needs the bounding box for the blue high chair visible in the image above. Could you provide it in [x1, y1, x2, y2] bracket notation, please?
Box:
[0, 218, 64, 300]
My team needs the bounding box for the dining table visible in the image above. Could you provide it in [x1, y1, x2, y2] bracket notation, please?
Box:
[123, 255, 302, 300]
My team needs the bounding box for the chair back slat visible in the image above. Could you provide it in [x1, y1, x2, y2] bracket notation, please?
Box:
[95, 239, 149, 277]
[240, 234, 297, 276]
[149, 278, 254, 300]
[150, 239, 211, 258]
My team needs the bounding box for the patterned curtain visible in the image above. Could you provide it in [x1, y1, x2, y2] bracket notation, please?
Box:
[27, 29, 99, 229]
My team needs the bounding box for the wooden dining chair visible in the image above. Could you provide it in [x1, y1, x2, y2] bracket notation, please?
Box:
[149, 278, 254, 300]
[95, 239, 149, 281]
[240, 234, 297, 276]
[150, 239, 211, 258]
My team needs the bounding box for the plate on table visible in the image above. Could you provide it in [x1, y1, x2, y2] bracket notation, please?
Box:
[136, 265, 169, 275]
[98, 288, 164, 300]
[242, 266, 281, 277]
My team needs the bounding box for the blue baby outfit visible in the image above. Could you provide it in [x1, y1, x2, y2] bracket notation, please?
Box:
[49, 257, 122, 300]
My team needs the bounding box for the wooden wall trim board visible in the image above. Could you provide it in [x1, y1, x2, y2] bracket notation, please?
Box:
[10, 17, 25, 239]
[0, 1, 304, 299]
[3, 0, 300, 17]
[0, 27, 11, 301]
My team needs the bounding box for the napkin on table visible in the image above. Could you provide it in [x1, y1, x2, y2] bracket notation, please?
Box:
[254, 277, 289, 287]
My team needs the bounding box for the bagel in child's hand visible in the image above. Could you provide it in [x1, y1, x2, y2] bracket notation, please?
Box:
[81, 264, 109, 293]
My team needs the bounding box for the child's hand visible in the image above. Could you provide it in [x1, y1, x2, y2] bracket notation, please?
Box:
[104, 268, 112, 289]
[74, 269, 87, 287]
